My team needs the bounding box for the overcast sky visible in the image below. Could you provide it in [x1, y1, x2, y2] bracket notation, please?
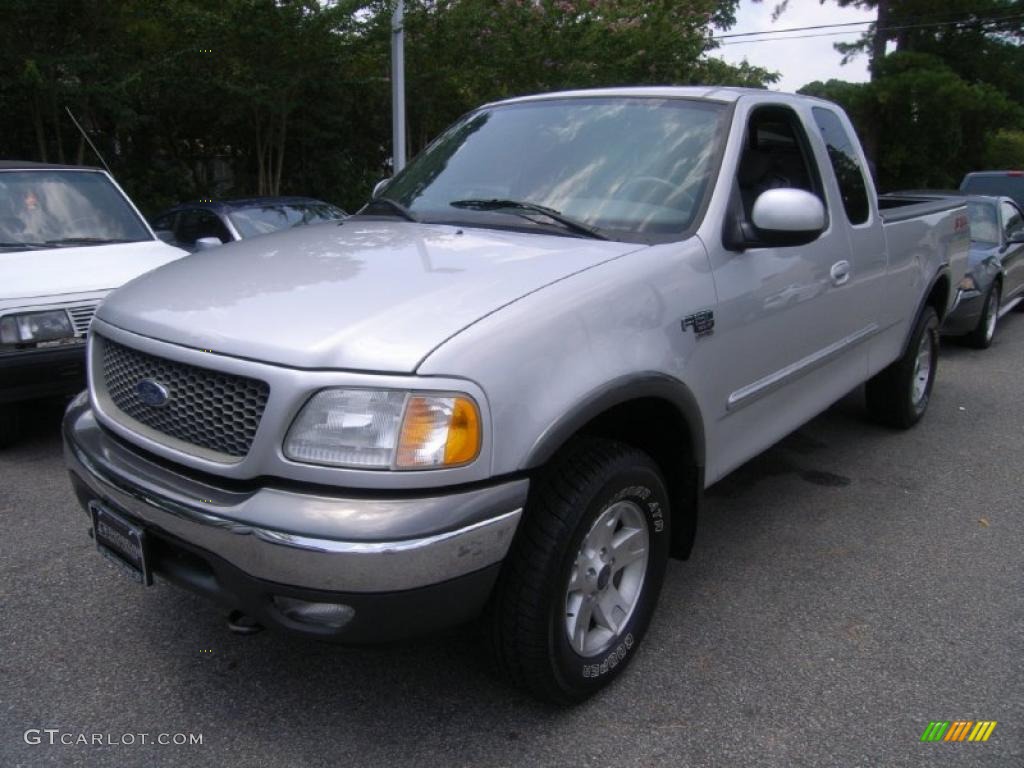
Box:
[711, 1, 876, 92]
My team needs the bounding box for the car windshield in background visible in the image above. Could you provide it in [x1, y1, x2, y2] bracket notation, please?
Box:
[227, 203, 345, 238]
[961, 174, 1024, 209]
[0, 171, 151, 249]
[379, 98, 728, 242]
[967, 201, 1000, 246]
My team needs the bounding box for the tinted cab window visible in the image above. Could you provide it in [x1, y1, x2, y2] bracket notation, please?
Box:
[811, 107, 871, 225]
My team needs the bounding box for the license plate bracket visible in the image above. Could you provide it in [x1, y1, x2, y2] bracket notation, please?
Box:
[89, 501, 152, 586]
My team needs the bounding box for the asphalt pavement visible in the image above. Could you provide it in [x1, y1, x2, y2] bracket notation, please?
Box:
[1, 315, 1022, 768]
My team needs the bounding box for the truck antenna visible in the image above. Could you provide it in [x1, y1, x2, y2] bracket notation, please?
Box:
[64, 106, 114, 176]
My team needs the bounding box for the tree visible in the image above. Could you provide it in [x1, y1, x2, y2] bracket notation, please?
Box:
[984, 130, 1024, 169]
[801, 53, 1023, 190]
[396, 0, 777, 157]
[0, 0, 777, 212]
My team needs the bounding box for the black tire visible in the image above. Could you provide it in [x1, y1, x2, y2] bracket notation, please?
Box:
[487, 438, 671, 704]
[866, 305, 939, 429]
[0, 405, 22, 449]
[965, 282, 1000, 349]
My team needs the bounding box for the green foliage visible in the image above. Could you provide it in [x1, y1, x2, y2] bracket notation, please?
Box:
[801, 53, 1023, 190]
[796, 1, 1024, 191]
[0, 0, 772, 214]
[984, 130, 1024, 169]
[398, 0, 776, 149]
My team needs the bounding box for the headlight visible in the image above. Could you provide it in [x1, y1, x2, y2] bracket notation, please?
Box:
[959, 274, 978, 292]
[283, 388, 481, 470]
[0, 310, 75, 345]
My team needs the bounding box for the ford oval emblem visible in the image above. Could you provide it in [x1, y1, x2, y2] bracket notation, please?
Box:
[135, 379, 170, 407]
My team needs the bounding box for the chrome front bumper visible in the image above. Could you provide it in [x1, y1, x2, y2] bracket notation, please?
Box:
[63, 393, 526, 594]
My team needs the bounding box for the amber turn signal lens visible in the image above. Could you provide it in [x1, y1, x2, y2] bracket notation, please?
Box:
[444, 397, 481, 465]
[396, 395, 481, 468]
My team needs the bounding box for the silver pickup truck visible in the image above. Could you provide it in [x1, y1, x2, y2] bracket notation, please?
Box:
[64, 87, 968, 703]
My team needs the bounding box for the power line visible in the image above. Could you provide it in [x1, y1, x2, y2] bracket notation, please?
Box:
[713, 19, 872, 41]
[712, 7, 1024, 42]
[714, 13, 1024, 46]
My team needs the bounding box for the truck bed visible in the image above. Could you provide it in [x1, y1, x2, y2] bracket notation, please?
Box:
[877, 193, 966, 223]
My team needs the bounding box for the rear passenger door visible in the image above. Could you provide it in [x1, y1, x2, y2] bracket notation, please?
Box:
[809, 106, 887, 343]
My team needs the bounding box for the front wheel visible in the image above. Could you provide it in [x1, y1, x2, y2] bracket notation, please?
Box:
[488, 438, 670, 703]
[866, 305, 939, 429]
[965, 283, 1000, 349]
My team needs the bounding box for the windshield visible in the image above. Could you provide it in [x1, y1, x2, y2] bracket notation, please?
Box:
[379, 98, 728, 242]
[961, 175, 1024, 209]
[227, 202, 346, 238]
[967, 201, 1000, 246]
[0, 170, 151, 249]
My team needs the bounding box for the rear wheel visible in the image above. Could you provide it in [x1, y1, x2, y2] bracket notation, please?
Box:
[965, 283, 1000, 349]
[488, 438, 670, 703]
[0, 405, 22, 449]
[866, 306, 939, 429]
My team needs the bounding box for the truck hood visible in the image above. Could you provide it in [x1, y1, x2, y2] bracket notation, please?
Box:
[0, 239, 187, 301]
[97, 221, 644, 372]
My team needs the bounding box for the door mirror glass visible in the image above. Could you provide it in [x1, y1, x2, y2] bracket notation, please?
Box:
[751, 188, 827, 245]
[372, 178, 391, 199]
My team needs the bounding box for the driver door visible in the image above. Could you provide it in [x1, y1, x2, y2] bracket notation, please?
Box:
[707, 104, 862, 480]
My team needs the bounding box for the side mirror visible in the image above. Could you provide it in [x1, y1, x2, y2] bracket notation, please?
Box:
[750, 188, 827, 246]
[154, 229, 175, 244]
[194, 236, 223, 252]
[372, 178, 391, 199]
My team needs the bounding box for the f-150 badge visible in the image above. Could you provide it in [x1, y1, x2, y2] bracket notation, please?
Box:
[682, 310, 715, 338]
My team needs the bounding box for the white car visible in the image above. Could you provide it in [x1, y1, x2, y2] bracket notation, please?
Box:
[0, 161, 186, 446]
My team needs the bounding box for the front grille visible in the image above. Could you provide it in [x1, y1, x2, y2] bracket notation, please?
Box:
[98, 335, 270, 459]
[68, 304, 98, 336]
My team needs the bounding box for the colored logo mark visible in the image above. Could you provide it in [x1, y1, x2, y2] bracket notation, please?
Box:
[920, 721, 997, 742]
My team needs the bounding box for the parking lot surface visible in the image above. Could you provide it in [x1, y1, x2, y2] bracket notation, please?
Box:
[2, 316, 1022, 768]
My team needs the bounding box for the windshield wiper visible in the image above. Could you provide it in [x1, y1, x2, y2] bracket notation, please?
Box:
[448, 199, 607, 240]
[359, 197, 419, 222]
[45, 237, 134, 246]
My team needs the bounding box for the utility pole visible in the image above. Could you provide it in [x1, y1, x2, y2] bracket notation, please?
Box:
[391, 0, 407, 173]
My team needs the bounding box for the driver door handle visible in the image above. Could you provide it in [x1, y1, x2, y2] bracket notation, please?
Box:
[830, 260, 851, 286]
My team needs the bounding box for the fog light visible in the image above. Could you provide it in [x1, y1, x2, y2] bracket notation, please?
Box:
[273, 596, 355, 629]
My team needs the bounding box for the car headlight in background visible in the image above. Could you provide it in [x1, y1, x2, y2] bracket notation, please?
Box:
[0, 310, 75, 346]
[283, 388, 481, 470]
